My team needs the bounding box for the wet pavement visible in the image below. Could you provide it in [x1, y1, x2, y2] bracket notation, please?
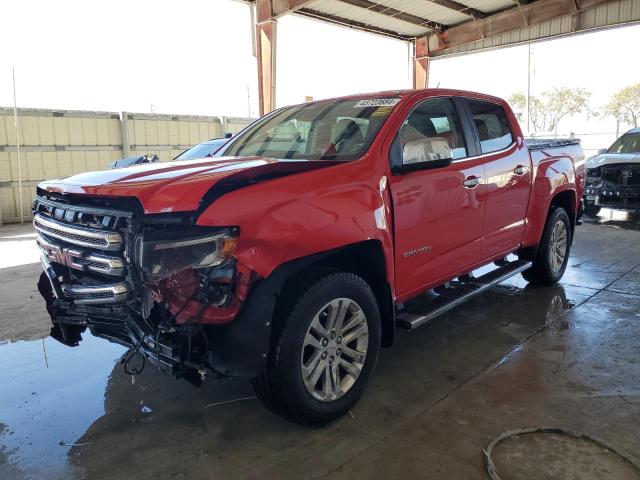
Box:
[1, 209, 639, 479]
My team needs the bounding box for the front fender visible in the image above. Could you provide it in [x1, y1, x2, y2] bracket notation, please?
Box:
[196, 161, 395, 285]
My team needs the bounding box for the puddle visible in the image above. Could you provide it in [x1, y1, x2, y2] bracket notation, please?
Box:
[0, 335, 126, 478]
[496, 345, 524, 367]
[587, 208, 640, 232]
[491, 431, 640, 479]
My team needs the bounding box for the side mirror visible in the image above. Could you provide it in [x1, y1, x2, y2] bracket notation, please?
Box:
[597, 148, 607, 155]
[393, 138, 452, 174]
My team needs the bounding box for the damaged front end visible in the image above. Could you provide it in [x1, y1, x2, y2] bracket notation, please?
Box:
[34, 191, 268, 384]
[584, 163, 640, 211]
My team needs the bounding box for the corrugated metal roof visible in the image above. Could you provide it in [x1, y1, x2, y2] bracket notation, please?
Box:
[438, 0, 640, 56]
[245, 0, 640, 50]
[305, 0, 432, 37]
[460, 0, 516, 13]
[302, 0, 487, 36]
[374, 0, 471, 25]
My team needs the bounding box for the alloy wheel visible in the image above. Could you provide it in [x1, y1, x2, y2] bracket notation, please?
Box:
[300, 298, 369, 402]
[549, 220, 568, 273]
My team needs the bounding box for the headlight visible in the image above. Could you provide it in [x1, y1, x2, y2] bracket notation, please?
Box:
[138, 227, 238, 282]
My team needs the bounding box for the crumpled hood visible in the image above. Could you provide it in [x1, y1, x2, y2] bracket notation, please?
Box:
[38, 156, 335, 214]
[586, 152, 640, 169]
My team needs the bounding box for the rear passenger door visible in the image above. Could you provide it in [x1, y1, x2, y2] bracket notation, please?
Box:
[465, 99, 532, 258]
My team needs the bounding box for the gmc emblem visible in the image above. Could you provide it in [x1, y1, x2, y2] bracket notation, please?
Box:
[40, 243, 84, 271]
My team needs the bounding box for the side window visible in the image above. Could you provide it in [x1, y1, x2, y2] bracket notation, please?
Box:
[394, 98, 468, 167]
[467, 100, 514, 154]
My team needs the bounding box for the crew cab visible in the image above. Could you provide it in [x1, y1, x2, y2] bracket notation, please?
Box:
[584, 127, 640, 216]
[34, 89, 584, 425]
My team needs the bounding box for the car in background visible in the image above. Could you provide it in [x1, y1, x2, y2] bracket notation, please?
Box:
[584, 127, 640, 216]
[174, 137, 229, 161]
[107, 154, 160, 169]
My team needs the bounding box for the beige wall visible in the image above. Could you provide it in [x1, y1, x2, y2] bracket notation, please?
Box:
[0, 108, 253, 224]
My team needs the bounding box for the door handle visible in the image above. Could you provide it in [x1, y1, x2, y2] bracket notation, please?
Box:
[463, 176, 481, 188]
[514, 165, 529, 175]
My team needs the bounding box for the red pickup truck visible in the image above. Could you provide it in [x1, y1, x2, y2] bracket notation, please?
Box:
[35, 89, 584, 425]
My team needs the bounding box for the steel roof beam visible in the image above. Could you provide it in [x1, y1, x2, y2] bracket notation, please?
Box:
[270, 0, 317, 18]
[429, 0, 612, 54]
[428, 0, 487, 19]
[297, 8, 416, 39]
[337, 0, 444, 30]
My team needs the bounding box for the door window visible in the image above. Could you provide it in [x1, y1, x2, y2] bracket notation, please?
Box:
[467, 100, 513, 154]
[391, 98, 468, 168]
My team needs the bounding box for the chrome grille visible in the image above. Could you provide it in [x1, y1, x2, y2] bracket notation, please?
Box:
[36, 233, 125, 277]
[34, 197, 133, 306]
[34, 214, 123, 251]
[60, 282, 131, 305]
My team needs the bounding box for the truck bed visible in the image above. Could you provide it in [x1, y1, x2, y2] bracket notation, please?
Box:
[525, 138, 581, 150]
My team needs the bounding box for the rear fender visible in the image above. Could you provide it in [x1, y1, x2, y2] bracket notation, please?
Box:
[522, 155, 577, 247]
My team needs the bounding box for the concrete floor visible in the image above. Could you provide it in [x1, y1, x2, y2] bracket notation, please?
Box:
[1, 209, 639, 479]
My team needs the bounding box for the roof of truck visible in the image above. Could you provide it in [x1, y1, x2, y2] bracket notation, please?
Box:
[292, 88, 507, 108]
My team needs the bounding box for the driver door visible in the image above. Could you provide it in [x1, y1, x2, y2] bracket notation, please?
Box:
[387, 97, 487, 298]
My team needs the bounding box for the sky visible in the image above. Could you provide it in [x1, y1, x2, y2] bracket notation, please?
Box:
[0, 0, 639, 152]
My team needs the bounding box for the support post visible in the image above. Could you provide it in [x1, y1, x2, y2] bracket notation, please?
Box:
[413, 36, 430, 90]
[120, 112, 130, 158]
[256, 19, 277, 116]
[256, 0, 277, 116]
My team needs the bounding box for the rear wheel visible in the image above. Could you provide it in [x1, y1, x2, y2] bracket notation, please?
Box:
[252, 272, 381, 426]
[522, 207, 572, 286]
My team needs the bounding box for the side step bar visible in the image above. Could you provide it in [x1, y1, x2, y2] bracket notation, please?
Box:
[396, 259, 532, 331]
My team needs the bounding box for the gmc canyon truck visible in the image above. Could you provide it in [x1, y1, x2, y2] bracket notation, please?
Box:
[35, 89, 584, 425]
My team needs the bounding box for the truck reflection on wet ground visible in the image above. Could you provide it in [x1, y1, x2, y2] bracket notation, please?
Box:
[0, 336, 125, 479]
[0, 268, 585, 478]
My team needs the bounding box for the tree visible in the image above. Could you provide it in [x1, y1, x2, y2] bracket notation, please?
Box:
[605, 84, 640, 128]
[508, 92, 526, 111]
[508, 87, 591, 134]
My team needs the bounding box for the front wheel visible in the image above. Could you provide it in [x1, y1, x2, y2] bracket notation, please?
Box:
[522, 207, 572, 286]
[252, 272, 381, 426]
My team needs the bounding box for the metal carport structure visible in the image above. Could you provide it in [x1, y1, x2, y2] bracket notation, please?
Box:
[241, 0, 640, 115]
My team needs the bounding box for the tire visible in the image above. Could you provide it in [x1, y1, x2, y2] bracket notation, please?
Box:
[584, 203, 601, 217]
[252, 272, 381, 426]
[522, 207, 572, 286]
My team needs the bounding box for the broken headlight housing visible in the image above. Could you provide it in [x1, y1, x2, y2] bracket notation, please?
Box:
[137, 227, 238, 282]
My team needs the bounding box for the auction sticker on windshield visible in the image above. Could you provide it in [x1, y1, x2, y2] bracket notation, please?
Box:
[354, 98, 401, 108]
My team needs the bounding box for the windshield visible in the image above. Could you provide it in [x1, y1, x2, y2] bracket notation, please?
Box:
[175, 139, 226, 161]
[222, 98, 400, 161]
[607, 132, 640, 154]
